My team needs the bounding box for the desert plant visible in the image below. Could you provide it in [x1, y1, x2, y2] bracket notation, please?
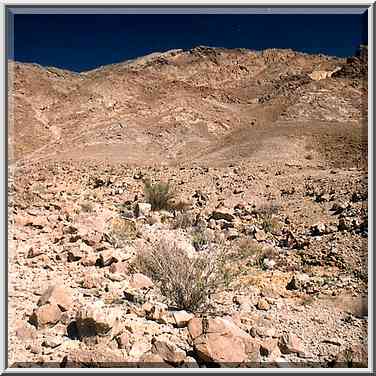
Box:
[143, 179, 175, 211]
[135, 239, 224, 312]
[260, 214, 281, 233]
[256, 201, 281, 216]
[172, 211, 195, 229]
[191, 226, 210, 251]
[255, 246, 278, 270]
[104, 217, 139, 248]
[237, 238, 264, 260]
[80, 201, 94, 213]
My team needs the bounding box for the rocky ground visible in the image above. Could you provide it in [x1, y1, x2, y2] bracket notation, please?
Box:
[8, 46, 368, 368]
[8, 156, 368, 368]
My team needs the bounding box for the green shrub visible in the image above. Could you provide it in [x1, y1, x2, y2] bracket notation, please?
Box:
[143, 179, 175, 211]
[191, 227, 210, 251]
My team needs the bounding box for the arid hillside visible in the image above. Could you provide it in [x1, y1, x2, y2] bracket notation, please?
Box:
[9, 46, 367, 168]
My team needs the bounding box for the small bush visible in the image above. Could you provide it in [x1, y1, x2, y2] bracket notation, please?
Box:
[80, 201, 94, 213]
[143, 179, 175, 211]
[256, 201, 280, 216]
[173, 211, 195, 229]
[261, 214, 281, 233]
[237, 238, 264, 259]
[191, 226, 210, 251]
[104, 217, 138, 248]
[255, 247, 278, 269]
[135, 240, 224, 312]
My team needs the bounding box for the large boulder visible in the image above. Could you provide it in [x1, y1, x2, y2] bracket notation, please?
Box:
[151, 338, 186, 365]
[75, 301, 120, 338]
[188, 317, 261, 366]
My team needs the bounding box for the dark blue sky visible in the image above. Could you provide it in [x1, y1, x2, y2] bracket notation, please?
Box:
[12, 13, 368, 72]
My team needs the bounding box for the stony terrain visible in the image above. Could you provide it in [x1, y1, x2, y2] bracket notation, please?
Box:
[8, 46, 368, 368]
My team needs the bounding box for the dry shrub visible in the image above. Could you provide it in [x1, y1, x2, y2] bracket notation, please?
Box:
[143, 179, 176, 211]
[191, 226, 210, 251]
[104, 217, 138, 248]
[234, 238, 278, 269]
[172, 211, 195, 229]
[135, 239, 224, 312]
[255, 201, 282, 234]
[237, 238, 264, 259]
[80, 201, 94, 213]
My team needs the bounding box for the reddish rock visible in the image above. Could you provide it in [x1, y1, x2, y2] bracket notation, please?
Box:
[187, 317, 203, 340]
[278, 333, 305, 355]
[116, 332, 131, 350]
[109, 261, 129, 275]
[81, 253, 97, 267]
[139, 352, 172, 367]
[76, 303, 119, 338]
[15, 324, 37, 339]
[62, 344, 128, 367]
[129, 273, 154, 289]
[172, 310, 195, 328]
[29, 303, 62, 328]
[191, 317, 260, 365]
[151, 338, 186, 365]
[37, 285, 73, 312]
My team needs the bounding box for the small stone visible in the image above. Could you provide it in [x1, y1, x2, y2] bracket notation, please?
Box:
[183, 356, 200, 368]
[29, 303, 62, 328]
[129, 273, 154, 289]
[37, 285, 74, 312]
[28, 343, 41, 354]
[278, 334, 305, 355]
[139, 352, 171, 366]
[75, 302, 119, 338]
[109, 261, 129, 275]
[135, 203, 152, 218]
[146, 303, 169, 323]
[42, 335, 63, 348]
[151, 338, 186, 365]
[187, 317, 203, 340]
[286, 274, 310, 291]
[81, 274, 100, 289]
[260, 338, 281, 357]
[67, 248, 83, 262]
[116, 332, 131, 350]
[15, 324, 37, 339]
[98, 249, 119, 267]
[172, 311, 195, 328]
[254, 326, 277, 338]
[254, 229, 267, 241]
[81, 253, 97, 267]
[262, 258, 276, 270]
[211, 208, 235, 222]
[311, 222, 326, 236]
[256, 298, 270, 311]
[128, 340, 152, 360]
